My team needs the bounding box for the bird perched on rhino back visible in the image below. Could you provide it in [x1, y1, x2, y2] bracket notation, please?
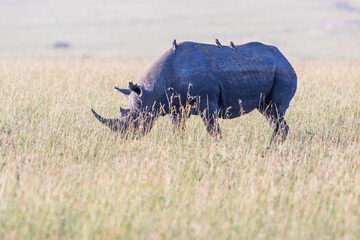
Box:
[172, 39, 177, 52]
[215, 38, 222, 48]
[92, 39, 297, 144]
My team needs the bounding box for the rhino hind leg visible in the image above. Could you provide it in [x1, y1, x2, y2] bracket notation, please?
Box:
[258, 99, 289, 145]
[268, 112, 289, 144]
[259, 66, 296, 144]
[199, 100, 222, 138]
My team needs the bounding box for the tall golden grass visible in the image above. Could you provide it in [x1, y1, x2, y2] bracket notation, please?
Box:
[0, 60, 359, 239]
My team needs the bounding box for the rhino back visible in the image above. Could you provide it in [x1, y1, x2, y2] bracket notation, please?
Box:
[172, 42, 281, 115]
[138, 41, 293, 116]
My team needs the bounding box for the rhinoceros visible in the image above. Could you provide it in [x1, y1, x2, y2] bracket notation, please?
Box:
[92, 40, 297, 143]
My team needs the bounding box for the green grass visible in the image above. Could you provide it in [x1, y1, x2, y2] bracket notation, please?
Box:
[0, 60, 359, 239]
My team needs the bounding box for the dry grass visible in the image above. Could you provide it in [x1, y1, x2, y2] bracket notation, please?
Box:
[0, 59, 359, 239]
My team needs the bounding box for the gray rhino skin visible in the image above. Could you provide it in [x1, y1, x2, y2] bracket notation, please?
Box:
[92, 40, 297, 143]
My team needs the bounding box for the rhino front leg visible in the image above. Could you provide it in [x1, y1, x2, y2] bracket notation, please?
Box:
[199, 100, 221, 138]
[170, 113, 186, 134]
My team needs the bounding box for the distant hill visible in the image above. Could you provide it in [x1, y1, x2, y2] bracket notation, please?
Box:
[0, 0, 359, 60]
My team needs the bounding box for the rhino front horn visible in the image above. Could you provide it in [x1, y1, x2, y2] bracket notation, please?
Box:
[115, 86, 131, 95]
[91, 108, 120, 131]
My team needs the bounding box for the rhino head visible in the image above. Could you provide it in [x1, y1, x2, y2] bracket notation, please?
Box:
[91, 82, 155, 135]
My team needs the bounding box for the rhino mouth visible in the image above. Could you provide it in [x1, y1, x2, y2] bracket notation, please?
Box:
[91, 108, 122, 131]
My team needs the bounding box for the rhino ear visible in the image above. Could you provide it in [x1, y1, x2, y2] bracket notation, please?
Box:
[119, 107, 129, 117]
[129, 82, 142, 95]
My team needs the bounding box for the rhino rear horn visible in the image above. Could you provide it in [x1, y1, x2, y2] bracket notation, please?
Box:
[115, 86, 131, 95]
[91, 108, 120, 131]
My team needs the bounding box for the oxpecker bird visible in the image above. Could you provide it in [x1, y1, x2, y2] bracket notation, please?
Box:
[215, 38, 222, 48]
[230, 41, 236, 50]
[172, 39, 177, 52]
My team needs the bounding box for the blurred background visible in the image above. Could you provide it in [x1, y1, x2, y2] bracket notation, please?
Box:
[1, 0, 359, 60]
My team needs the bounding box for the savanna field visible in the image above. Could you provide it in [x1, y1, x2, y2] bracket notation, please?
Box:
[0, 60, 359, 239]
